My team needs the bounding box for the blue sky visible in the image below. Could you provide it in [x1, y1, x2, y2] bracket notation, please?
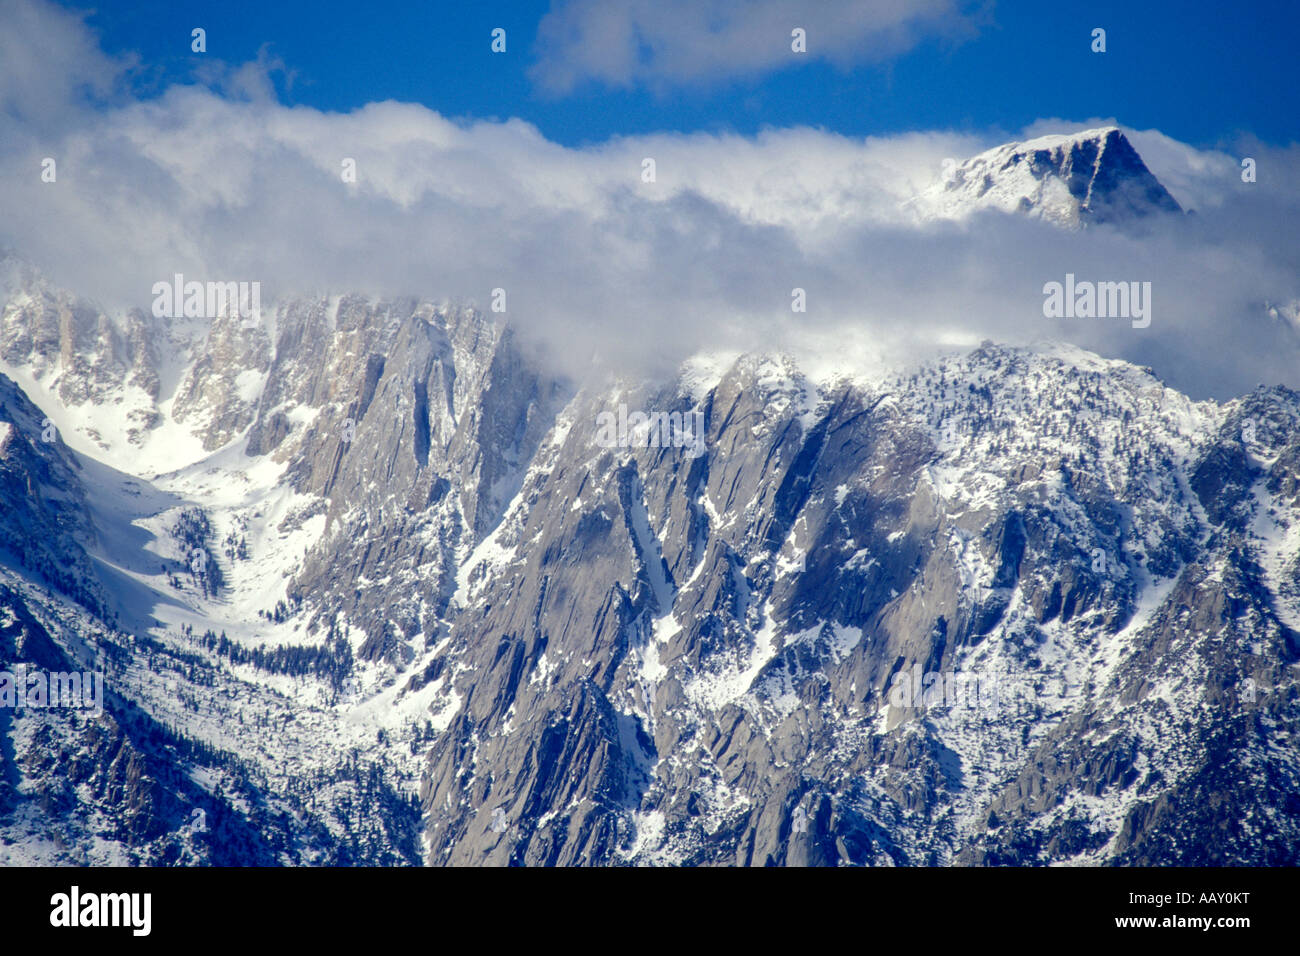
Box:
[68, 0, 1300, 148]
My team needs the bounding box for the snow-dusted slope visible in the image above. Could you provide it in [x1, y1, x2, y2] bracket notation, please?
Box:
[0, 269, 558, 864]
[410, 343, 1298, 865]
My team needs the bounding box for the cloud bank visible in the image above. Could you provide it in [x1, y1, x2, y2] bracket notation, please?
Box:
[2, 0, 1299, 399]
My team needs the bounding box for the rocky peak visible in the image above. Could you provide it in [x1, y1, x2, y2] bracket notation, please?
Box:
[916, 127, 1183, 228]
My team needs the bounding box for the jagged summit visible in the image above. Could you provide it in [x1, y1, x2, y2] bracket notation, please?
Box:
[914, 126, 1183, 228]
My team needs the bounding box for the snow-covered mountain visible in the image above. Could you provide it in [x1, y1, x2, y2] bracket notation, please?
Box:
[911, 127, 1184, 228]
[1, 130, 1296, 866]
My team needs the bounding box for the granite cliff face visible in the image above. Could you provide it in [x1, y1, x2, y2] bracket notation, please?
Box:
[410, 347, 1299, 865]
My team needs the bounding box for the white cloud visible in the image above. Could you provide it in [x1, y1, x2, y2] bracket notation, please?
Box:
[1, 0, 1298, 400]
[0, 0, 128, 132]
[529, 0, 983, 93]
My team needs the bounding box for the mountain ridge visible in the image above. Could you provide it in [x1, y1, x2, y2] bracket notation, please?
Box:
[0, 129, 1296, 865]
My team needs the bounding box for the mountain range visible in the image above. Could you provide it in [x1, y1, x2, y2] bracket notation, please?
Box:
[1, 128, 1296, 866]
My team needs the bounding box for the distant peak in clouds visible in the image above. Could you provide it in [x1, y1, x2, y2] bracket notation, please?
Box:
[912, 127, 1184, 229]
